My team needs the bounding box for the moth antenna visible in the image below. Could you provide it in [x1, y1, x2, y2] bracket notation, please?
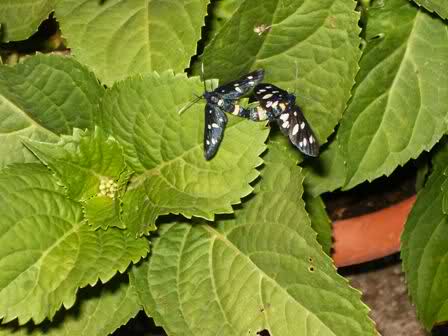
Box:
[178, 95, 202, 114]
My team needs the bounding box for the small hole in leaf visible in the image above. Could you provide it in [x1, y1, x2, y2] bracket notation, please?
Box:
[308, 257, 313, 263]
[257, 329, 271, 336]
[308, 265, 315, 272]
[369, 33, 384, 41]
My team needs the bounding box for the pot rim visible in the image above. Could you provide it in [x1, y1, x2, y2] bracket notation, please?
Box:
[332, 195, 416, 267]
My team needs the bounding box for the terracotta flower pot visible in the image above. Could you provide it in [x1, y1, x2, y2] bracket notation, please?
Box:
[331, 195, 417, 267]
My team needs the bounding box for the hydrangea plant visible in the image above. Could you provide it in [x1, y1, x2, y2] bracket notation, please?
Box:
[0, 0, 447, 334]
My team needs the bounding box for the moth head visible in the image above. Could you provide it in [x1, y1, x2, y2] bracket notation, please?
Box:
[203, 92, 220, 104]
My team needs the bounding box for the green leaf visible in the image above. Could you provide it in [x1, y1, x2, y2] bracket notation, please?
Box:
[0, 54, 104, 167]
[130, 136, 377, 335]
[202, 0, 362, 144]
[100, 71, 268, 235]
[208, 0, 243, 41]
[401, 155, 448, 330]
[24, 128, 131, 202]
[24, 128, 133, 230]
[0, 274, 141, 336]
[410, 0, 448, 19]
[339, 0, 448, 190]
[304, 193, 332, 256]
[0, 164, 148, 324]
[0, 1, 55, 42]
[303, 138, 347, 196]
[55, 0, 209, 85]
[84, 195, 124, 230]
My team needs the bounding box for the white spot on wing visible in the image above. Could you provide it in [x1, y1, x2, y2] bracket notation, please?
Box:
[279, 113, 289, 121]
[266, 101, 273, 108]
[292, 124, 299, 135]
[218, 99, 224, 107]
[300, 122, 305, 129]
[211, 138, 217, 145]
[262, 93, 273, 99]
[212, 123, 219, 128]
[235, 87, 242, 93]
[247, 76, 253, 79]
[248, 81, 255, 86]
[208, 124, 211, 129]
[234, 83, 239, 86]
[272, 101, 279, 108]
[282, 121, 290, 129]
[206, 140, 210, 145]
[309, 136, 314, 144]
[303, 138, 308, 146]
[258, 89, 266, 93]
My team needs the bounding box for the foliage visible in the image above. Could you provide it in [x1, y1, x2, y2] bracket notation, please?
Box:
[0, 0, 446, 334]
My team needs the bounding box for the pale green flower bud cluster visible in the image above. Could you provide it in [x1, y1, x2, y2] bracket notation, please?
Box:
[98, 177, 118, 198]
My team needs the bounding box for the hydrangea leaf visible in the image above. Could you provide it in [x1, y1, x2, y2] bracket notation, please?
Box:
[23, 128, 131, 202]
[24, 128, 133, 230]
[0, 54, 104, 167]
[84, 165, 133, 230]
[99, 71, 268, 236]
[202, 0, 362, 145]
[410, 0, 448, 19]
[0, 0, 55, 42]
[339, 0, 448, 190]
[303, 138, 347, 196]
[0, 274, 141, 336]
[130, 135, 377, 335]
[0, 164, 149, 324]
[207, 0, 243, 42]
[401, 154, 448, 330]
[55, 0, 209, 85]
[84, 195, 124, 230]
[304, 193, 332, 256]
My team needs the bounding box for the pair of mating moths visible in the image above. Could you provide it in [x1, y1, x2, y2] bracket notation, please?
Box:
[196, 69, 319, 160]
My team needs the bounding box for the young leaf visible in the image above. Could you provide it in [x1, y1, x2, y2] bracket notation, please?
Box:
[304, 193, 332, 256]
[0, 54, 104, 167]
[0, 164, 148, 324]
[24, 128, 133, 230]
[0, 274, 141, 336]
[130, 136, 377, 335]
[55, 0, 209, 85]
[83, 195, 125, 230]
[410, 0, 448, 19]
[340, 0, 448, 190]
[202, 0, 362, 144]
[24, 128, 131, 202]
[99, 71, 268, 235]
[401, 157, 448, 330]
[0, 0, 55, 42]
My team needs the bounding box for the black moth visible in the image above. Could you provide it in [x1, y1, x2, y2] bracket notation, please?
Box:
[202, 69, 264, 160]
[250, 83, 319, 157]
